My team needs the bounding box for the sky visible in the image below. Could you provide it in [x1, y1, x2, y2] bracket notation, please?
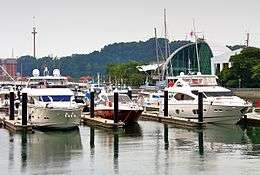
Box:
[0, 0, 259, 58]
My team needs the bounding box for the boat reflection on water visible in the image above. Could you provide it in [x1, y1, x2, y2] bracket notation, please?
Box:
[16, 129, 83, 174]
[241, 126, 260, 155]
[123, 123, 143, 137]
[88, 123, 142, 175]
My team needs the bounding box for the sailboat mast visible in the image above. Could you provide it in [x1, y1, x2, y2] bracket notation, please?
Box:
[164, 8, 168, 60]
[193, 19, 200, 72]
[154, 28, 160, 81]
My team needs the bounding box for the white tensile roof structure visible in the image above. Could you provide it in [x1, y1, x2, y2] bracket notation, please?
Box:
[136, 63, 162, 72]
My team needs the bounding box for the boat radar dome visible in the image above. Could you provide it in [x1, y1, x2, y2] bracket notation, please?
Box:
[53, 69, 61, 77]
[32, 69, 40, 77]
[180, 72, 185, 76]
[197, 72, 202, 76]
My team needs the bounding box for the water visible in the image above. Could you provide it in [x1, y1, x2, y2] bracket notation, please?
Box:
[1, 121, 260, 175]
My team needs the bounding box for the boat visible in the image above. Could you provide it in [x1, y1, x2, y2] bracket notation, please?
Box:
[0, 84, 15, 112]
[138, 90, 164, 111]
[161, 72, 252, 124]
[94, 91, 143, 124]
[246, 107, 260, 119]
[22, 68, 81, 130]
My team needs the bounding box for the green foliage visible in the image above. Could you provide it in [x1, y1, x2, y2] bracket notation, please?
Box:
[16, 38, 190, 78]
[219, 47, 260, 88]
[107, 61, 146, 86]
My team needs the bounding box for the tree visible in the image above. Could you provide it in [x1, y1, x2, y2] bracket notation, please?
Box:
[107, 61, 146, 86]
[219, 47, 260, 88]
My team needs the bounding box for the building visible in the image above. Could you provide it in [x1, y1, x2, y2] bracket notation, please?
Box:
[138, 39, 242, 79]
[210, 48, 242, 75]
[162, 39, 214, 77]
[0, 58, 17, 80]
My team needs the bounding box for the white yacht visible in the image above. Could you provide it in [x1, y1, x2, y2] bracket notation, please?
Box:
[161, 72, 252, 124]
[0, 85, 15, 110]
[22, 68, 81, 130]
[138, 90, 164, 111]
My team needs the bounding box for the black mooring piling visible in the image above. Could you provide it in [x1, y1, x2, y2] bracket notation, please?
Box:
[198, 131, 204, 155]
[17, 87, 21, 100]
[164, 90, 168, 117]
[198, 92, 203, 123]
[127, 89, 132, 100]
[164, 124, 169, 149]
[90, 127, 95, 148]
[22, 93, 28, 126]
[114, 92, 119, 123]
[90, 91, 95, 118]
[9, 91, 15, 120]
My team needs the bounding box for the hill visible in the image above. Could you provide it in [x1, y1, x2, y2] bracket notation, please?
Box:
[17, 38, 191, 78]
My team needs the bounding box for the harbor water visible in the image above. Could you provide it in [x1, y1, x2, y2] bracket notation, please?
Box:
[1, 121, 260, 175]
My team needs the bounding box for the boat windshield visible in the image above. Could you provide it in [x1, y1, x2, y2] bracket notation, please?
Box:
[39, 95, 71, 102]
[152, 95, 164, 99]
[204, 91, 234, 97]
[107, 94, 132, 104]
[182, 77, 217, 86]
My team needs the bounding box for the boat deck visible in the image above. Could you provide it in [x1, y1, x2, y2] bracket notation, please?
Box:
[81, 114, 124, 129]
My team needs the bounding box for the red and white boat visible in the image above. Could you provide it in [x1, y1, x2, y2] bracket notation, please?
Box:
[94, 92, 143, 124]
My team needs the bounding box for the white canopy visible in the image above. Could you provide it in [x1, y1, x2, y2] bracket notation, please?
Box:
[137, 63, 162, 72]
[22, 88, 74, 96]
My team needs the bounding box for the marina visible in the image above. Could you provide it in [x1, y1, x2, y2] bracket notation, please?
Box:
[1, 0, 260, 174]
[1, 121, 260, 174]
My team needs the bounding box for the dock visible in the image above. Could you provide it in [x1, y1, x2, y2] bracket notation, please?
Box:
[0, 115, 32, 131]
[81, 114, 124, 129]
[141, 112, 206, 128]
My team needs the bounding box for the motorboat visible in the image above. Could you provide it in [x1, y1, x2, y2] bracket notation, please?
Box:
[0, 85, 14, 112]
[246, 107, 260, 119]
[94, 91, 143, 124]
[22, 68, 81, 130]
[138, 90, 164, 112]
[161, 72, 252, 124]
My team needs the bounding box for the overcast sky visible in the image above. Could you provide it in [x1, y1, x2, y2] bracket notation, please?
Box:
[0, 0, 259, 58]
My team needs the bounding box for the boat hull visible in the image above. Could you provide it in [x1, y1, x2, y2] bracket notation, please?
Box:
[28, 106, 81, 130]
[166, 103, 249, 124]
[95, 109, 143, 123]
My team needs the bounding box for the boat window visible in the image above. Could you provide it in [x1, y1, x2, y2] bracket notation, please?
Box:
[255, 109, 260, 113]
[29, 97, 35, 104]
[174, 93, 194, 100]
[204, 91, 234, 97]
[152, 95, 163, 99]
[51, 96, 71, 102]
[191, 91, 207, 98]
[40, 95, 71, 102]
[42, 96, 51, 102]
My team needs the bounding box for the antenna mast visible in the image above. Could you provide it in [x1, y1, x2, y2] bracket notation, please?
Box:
[246, 32, 250, 47]
[32, 16, 37, 58]
[193, 19, 200, 72]
[11, 48, 14, 58]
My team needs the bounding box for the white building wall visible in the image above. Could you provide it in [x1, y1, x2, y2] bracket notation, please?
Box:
[211, 49, 242, 75]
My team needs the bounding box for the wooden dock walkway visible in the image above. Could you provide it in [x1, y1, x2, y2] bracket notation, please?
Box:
[141, 112, 206, 128]
[0, 115, 32, 131]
